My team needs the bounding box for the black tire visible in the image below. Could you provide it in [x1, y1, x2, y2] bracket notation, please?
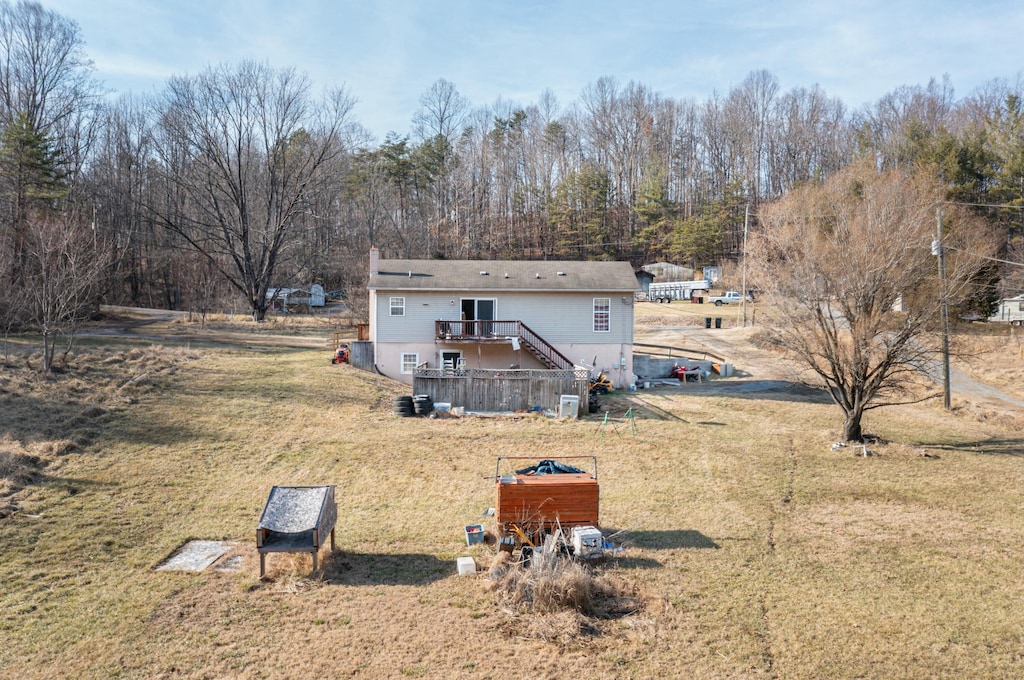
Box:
[715, 300, 723, 306]
[393, 406, 415, 416]
[393, 396, 413, 406]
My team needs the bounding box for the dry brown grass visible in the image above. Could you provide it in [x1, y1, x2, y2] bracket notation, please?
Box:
[954, 325, 1024, 402]
[0, 309, 1021, 679]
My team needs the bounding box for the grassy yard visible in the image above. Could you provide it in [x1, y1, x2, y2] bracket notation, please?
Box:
[0, 315, 1021, 679]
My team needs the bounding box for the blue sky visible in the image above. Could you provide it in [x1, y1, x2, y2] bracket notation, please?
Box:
[46, 0, 1024, 141]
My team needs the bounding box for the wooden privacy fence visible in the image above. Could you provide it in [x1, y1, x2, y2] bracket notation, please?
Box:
[413, 367, 589, 414]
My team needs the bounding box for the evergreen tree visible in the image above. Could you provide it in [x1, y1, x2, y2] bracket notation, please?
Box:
[0, 110, 67, 283]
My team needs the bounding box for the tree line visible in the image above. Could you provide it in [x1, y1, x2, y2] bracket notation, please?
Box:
[0, 1, 1022, 366]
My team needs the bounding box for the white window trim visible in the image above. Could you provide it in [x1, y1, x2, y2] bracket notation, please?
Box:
[439, 350, 463, 367]
[390, 296, 405, 316]
[400, 352, 419, 374]
[593, 297, 611, 333]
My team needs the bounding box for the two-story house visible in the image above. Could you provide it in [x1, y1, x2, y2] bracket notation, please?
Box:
[367, 248, 639, 396]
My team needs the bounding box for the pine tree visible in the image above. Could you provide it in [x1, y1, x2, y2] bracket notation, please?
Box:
[0, 110, 68, 281]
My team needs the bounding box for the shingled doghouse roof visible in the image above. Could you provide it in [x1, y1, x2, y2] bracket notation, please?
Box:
[368, 259, 639, 293]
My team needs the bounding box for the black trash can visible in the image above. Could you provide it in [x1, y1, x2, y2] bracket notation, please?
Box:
[704, 317, 712, 329]
[714, 317, 722, 329]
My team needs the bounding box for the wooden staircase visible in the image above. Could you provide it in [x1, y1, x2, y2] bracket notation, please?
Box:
[517, 322, 574, 370]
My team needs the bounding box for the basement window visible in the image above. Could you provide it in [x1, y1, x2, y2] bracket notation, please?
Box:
[401, 353, 419, 374]
[593, 298, 610, 332]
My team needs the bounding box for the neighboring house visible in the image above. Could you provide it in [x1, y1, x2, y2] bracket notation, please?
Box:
[366, 248, 639, 388]
[989, 294, 1024, 326]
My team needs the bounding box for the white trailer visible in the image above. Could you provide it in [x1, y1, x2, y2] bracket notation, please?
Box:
[648, 279, 711, 303]
[990, 295, 1024, 326]
[267, 283, 326, 309]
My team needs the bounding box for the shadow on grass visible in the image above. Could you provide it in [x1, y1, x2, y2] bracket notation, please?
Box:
[622, 529, 721, 550]
[608, 556, 663, 569]
[320, 551, 450, 586]
[917, 436, 1024, 457]
[667, 380, 832, 405]
[612, 381, 832, 410]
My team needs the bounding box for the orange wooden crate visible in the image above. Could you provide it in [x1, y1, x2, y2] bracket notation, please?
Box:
[495, 473, 599, 534]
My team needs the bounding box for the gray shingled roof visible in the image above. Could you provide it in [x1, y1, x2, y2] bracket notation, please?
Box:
[368, 259, 639, 292]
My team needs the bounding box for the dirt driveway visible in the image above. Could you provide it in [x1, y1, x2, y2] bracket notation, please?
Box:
[633, 304, 1024, 410]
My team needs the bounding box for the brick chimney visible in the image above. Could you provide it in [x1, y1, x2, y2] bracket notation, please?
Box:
[369, 246, 379, 275]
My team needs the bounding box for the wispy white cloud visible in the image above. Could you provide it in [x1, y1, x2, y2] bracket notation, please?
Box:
[40, 0, 1024, 139]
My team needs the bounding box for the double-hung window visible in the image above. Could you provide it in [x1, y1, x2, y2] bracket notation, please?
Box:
[400, 353, 419, 374]
[593, 298, 610, 332]
[390, 297, 405, 316]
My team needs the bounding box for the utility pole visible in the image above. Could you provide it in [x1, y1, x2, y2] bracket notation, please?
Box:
[741, 203, 749, 328]
[934, 207, 951, 410]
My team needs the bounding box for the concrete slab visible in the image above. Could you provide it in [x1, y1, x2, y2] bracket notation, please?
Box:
[156, 540, 230, 572]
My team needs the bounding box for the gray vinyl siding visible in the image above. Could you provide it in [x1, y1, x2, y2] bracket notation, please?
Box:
[373, 290, 633, 345]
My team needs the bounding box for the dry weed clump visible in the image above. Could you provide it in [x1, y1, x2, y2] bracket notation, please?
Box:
[0, 437, 43, 518]
[487, 546, 634, 618]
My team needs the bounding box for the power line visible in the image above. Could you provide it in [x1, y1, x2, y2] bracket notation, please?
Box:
[944, 245, 1024, 268]
[943, 200, 1024, 210]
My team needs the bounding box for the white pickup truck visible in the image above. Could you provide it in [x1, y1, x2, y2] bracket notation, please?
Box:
[707, 291, 751, 306]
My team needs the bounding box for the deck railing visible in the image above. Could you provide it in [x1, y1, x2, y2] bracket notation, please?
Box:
[433, 319, 574, 370]
[435, 319, 519, 339]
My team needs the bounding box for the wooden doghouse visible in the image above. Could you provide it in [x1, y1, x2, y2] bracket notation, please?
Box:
[256, 485, 337, 577]
[494, 457, 598, 543]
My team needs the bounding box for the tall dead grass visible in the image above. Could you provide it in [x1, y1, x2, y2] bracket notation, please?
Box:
[0, 344, 199, 514]
[0, 312, 1021, 678]
[487, 548, 621, 616]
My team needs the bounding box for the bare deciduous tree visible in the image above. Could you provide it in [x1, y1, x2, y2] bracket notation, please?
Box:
[22, 211, 108, 371]
[151, 61, 356, 321]
[749, 163, 996, 441]
[0, 0, 100, 179]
